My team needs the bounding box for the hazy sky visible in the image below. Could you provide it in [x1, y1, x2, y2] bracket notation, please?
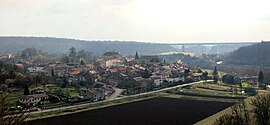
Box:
[1, 0, 270, 43]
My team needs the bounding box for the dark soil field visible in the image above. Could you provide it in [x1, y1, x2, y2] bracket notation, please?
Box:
[25, 98, 234, 125]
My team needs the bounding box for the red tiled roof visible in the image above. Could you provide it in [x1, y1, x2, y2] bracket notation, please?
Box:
[117, 66, 126, 71]
[133, 77, 144, 82]
[134, 65, 145, 70]
[126, 57, 135, 62]
[109, 59, 122, 63]
[20, 94, 48, 99]
[109, 68, 118, 73]
[120, 73, 127, 77]
[15, 64, 24, 68]
[89, 70, 98, 74]
[70, 71, 80, 75]
[151, 75, 161, 79]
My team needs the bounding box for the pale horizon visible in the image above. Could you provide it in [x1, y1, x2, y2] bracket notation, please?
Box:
[0, 35, 263, 44]
[1, 0, 270, 43]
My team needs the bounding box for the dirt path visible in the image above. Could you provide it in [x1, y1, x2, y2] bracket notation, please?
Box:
[107, 87, 124, 100]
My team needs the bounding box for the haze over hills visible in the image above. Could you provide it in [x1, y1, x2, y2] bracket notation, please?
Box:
[0, 36, 177, 55]
[224, 42, 270, 66]
[171, 42, 256, 55]
[0, 36, 257, 56]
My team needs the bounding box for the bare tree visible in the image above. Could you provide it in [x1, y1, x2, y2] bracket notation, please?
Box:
[214, 94, 270, 125]
[251, 94, 270, 125]
[213, 100, 250, 125]
[0, 93, 28, 125]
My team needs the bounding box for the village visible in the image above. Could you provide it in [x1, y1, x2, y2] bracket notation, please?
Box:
[0, 46, 267, 125]
[0, 47, 212, 111]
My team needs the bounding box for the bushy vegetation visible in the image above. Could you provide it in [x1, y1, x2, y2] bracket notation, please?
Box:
[0, 62, 34, 88]
[214, 93, 270, 125]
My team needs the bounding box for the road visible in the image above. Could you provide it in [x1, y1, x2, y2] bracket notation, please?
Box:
[106, 87, 124, 100]
[30, 80, 210, 115]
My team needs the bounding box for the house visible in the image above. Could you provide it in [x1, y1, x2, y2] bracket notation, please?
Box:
[79, 90, 94, 101]
[166, 76, 184, 83]
[151, 75, 163, 86]
[88, 88, 105, 102]
[69, 70, 81, 76]
[28, 67, 45, 75]
[159, 67, 185, 84]
[19, 94, 49, 106]
[119, 73, 128, 80]
[192, 75, 202, 82]
[89, 70, 99, 78]
[53, 64, 68, 76]
[133, 65, 145, 71]
[133, 77, 153, 92]
[107, 68, 119, 78]
[105, 59, 123, 68]
[0, 54, 15, 59]
[160, 68, 171, 81]
[15, 64, 24, 69]
[122, 57, 134, 64]
[116, 66, 127, 73]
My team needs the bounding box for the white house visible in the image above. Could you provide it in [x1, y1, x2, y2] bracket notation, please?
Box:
[166, 76, 185, 83]
[19, 94, 49, 106]
[27, 67, 45, 75]
[151, 75, 163, 86]
[105, 59, 123, 68]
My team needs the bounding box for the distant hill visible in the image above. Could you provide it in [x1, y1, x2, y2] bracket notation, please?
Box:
[224, 42, 270, 66]
[0, 36, 177, 55]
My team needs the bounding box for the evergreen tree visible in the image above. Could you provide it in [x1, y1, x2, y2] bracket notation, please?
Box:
[258, 70, 264, 83]
[24, 85, 30, 95]
[80, 60, 85, 65]
[213, 66, 219, 83]
[51, 69, 55, 77]
[135, 51, 139, 59]
[258, 70, 265, 88]
[51, 69, 56, 83]
[184, 68, 190, 77]
[239, 81, 243, 94]
[202, 71, 208, 80]
[69, 47, 77, 63]
[213, 66, 218, 75]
